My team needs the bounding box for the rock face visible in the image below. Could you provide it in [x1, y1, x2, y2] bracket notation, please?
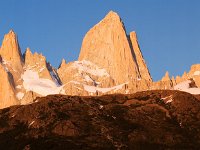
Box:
[24, 48, 57, 82]
[129, 31, 152, 82]
[78, 11, 141, 84]
[0, 30, 24, 87]
[0, 63, 19, 109]
[0, 30, 23, 71]
[0, 90, 200, 149]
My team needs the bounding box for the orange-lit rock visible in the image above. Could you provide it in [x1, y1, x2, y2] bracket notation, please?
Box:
[79, 11, 141, 84]
[129, 31, 152, 82]
[0, 63, 19, 109]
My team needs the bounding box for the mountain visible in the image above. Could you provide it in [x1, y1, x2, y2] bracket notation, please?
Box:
[0, 30, 23, 72]
[0, 11, 200, 109]
[0, 30, 24, 88]
[79, 11, 141, 84]
[58, 11, 152, 96]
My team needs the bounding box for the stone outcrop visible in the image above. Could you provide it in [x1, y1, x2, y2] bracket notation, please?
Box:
[151, 71, 173, 90]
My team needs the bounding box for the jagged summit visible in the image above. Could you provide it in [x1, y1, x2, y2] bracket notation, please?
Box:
[104, 10, 121, 21]
[161, 71, 170, 81]
[59, 58, 66, 68]
[0, 30, 24, 89]
[0, 30, 23, 65]
[8, 29, 16, 35]
[25, 47, 32, 54]
[78, 11, 142, 84]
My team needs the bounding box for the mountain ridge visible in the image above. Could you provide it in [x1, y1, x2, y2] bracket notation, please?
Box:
[0, 11, 200, 109]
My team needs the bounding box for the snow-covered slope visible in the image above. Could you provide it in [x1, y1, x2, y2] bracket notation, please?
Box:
[83, 83, 128, 93]
[22, 70, 65, 96]
[71, 60, 110, 77]
[174, 80, 200, 94]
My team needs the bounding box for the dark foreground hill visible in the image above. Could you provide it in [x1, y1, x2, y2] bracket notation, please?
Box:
[0, 90, 200, 150]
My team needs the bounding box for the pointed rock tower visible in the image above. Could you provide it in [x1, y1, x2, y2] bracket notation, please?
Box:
[129, 31, 152, 82]
[79, 11, 141, 84]
[161, 71, 170, 81]
[0, 30, 24, 87]
[0, 30, 23, 72]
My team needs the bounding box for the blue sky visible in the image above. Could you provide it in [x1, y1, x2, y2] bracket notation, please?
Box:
[0, 0, 200, 81]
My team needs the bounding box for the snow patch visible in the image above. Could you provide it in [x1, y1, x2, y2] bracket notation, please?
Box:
[194, 71, 200, 76]
[84, 83, 127, 93]
[16, 92, 24, 100]
[72, 60, 110, 77]
[68, 80, 127, 94]
[2, 60, 10, 65]
[174, 80, 200, 94]
[84, 75, 93, 82]
[29, 121, 35, 127]
[174, 80, 191, 90]
[38, 67, 45, 72]
[99, 105, 104, 109]
[16, 85, 22, 89]
[162, 95, 173, 104]
[22, 70, 65, 96]
[166, 99, 173, 103]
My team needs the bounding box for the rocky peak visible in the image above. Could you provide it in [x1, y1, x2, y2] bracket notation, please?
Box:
[79, 11, 140, 84]
[24, 47, 54, 81]
[129, 31, 152, 82]
[103, 10, 121, 23]
[24, 47, 46, 66]
[0, 30, 24, 71]
[59, 59, 67, 69]
[161, 71, 170, 81]
[24, 47, 32, 56]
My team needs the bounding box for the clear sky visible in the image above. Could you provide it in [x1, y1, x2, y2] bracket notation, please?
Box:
[0, 0, 200, 81]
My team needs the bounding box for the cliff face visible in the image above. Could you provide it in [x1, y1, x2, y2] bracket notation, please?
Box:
[129, 31, 152, 82]
[0, 63, 19, 109]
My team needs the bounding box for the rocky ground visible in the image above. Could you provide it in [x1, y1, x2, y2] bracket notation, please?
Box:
[0, 90, 200, 150]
